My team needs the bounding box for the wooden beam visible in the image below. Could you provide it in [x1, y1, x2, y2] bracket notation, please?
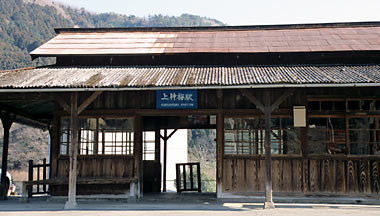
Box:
[263, 90, 275, 209]
[0, 103, 51, 125]
[270, 88, 295, 112]
[52, 95, 70, 113]
[0, 112, 15, 200]
[64, 92, 78, 209]
[0, 92, 51, 100]
[158, 127, 178, 192]
[216, 89, 223, 198]
[154, 128, 161, 162]
[160, 129, 177, 140]
[133, 114, 142, 197]
[167, 129, 177, 140]
[77, 91, 103, 115]
[239, 89, 265, 112]
[163, 129, 168, 192]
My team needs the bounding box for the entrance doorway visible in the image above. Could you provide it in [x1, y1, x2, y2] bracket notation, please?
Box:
[142, 115, 216, 194]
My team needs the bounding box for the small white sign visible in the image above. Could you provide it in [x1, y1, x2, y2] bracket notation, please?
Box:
[293, 106, 306, 127]
[210, 115, 217, 125]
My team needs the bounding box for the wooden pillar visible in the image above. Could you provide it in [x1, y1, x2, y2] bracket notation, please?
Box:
[240, 88, 294, 209]
[0, 112, 15, 200]
[65, 92, 78, 209]
[134, 115, 143, 197]
[154, 127, 161, 162]
[163, 129, 168, 192]
[216, 89, 224, 198]
[264, 90, 275, 209]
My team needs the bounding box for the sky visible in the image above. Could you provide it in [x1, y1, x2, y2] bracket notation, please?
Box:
[55, 0, 380, 26]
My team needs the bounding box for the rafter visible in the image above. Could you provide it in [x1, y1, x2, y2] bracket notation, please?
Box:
[77, 91, 103, 115]
[239, 88, 265, 112]
[52, 95, 70, 113]
[0, 103, 50, 125]
[270, 88, 295, 112]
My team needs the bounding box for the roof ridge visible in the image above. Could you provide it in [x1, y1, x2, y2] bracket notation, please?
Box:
[0, 67, 37, 73]
[43, 63, 380, 69]
[54, 21, 380, 33]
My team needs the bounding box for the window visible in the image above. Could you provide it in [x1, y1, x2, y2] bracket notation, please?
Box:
[60, 118, 70, 155]
[308, 117, 346, 155]
[224, 117, 301, 155]
[143, 131, 156, 160]
[348, 117, 380, 155]
[99, 118, 134, 155]
[224, 118, 261, 155]
[79, 118, 96, 155]
[271, 118, 301, 154]
[308, 98, 379, 112]
[60, 117, 134, 155]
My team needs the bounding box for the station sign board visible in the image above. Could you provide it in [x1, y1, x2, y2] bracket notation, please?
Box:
[156, 89, 198, 109]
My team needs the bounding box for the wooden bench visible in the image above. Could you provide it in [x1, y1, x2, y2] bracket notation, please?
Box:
[21, 177, 139, 202]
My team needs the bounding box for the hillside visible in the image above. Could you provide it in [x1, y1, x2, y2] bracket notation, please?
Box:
[0, 0, 225, 70]
[0, 0, 222, 181]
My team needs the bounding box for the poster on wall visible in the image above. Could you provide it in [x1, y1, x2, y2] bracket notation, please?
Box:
[156, 89, 198, 109]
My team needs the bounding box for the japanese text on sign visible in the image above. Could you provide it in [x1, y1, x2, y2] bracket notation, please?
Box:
[156, 90, 198, 109]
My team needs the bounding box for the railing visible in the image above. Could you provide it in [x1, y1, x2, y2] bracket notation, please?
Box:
[27, 159, 50, 197]
[175, 162, 201, 193]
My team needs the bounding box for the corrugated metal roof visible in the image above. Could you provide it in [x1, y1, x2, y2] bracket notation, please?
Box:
[30, 25, 380, 56]
[0, 65, 379, 90]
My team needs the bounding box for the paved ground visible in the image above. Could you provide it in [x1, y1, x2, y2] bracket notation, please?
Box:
[0, 199, 380, 216]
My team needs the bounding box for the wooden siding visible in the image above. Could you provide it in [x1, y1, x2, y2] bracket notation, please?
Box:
[48, 87, 380, 196]
[222, 157, 380, 194]
[51, 156, 135, 195]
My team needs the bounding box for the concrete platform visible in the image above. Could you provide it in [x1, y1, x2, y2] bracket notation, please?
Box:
[1, 198, 380, 216]
[11, 192, 380, 205]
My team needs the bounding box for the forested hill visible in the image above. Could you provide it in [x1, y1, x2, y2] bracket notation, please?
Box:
[0, 0, 225, 70]
[0, 0, 222, 178]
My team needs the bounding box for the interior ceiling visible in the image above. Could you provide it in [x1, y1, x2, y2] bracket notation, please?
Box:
[0, 100, 55, 128]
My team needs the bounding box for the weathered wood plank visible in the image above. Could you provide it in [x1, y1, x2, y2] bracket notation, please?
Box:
[347, 160, 358, 193]
[26, 177, 138, 186]
[282, 160, 292, 192]
[370, 160, 380, 193]
[335, 160, 346, 193]
[358, 160, 369, 193]
[292, 159, 303, 192]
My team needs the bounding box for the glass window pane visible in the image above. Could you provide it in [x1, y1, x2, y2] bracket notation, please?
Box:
[99, 118, 134, 155]
[224, 117, 300, 155]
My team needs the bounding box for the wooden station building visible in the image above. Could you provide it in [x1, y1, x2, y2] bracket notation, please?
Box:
[1, 22, 380, 208]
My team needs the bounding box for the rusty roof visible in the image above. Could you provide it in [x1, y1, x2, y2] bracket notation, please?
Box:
[0, 64, 379, 91]
[30, 22, 380, 57]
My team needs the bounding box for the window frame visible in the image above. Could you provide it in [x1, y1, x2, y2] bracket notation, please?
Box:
[59, 116, 135, 156]
[223, 116, 302, 156]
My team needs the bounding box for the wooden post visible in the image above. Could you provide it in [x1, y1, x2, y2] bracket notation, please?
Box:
[264, 90, 275, 209]
[136, 115, 143, 198]
[43, 158, 47, 193]
[28, 160, 33, 198]
[0, 111, 15, 200]
[155, 128, 161, 162]
[64, 92, 78, 209]
[240, 88, 294, 209]
[197, 163, 201, 193]
[176, 164, 181, 192]
[216, 89, 224, 198]
[163, 129, 168, 192]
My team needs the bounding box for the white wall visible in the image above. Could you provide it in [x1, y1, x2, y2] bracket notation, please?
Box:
[160, 129, 188, 192]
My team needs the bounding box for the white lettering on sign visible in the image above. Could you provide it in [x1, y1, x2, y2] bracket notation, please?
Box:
[161, 93, 169, 101]
[161, 92, 194, 102]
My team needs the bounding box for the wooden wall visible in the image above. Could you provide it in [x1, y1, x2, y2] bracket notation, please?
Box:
[222, 157, 380, 195]
[51, 156, 135, 195]
[48, 87, 380, 196]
